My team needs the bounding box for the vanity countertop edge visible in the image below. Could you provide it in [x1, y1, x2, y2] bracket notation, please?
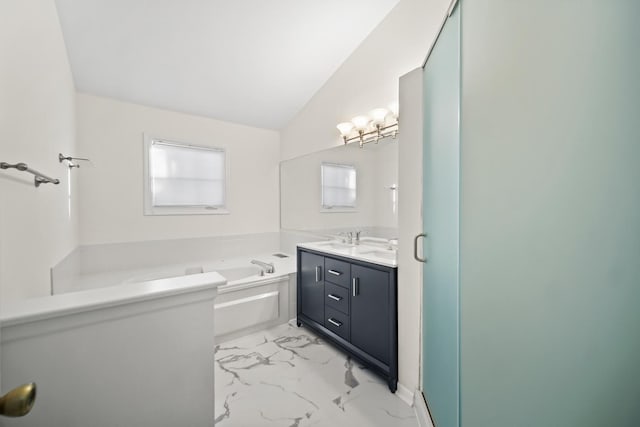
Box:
[297, 241, 397, 268]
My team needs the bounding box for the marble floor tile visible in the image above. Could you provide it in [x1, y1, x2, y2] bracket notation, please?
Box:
[215, 323, 417, 427]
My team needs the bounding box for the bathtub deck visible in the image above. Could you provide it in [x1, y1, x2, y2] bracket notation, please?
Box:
[214, 323, 417, 427]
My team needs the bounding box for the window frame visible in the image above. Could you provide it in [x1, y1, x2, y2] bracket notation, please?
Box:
[143, 134, 230, 216]
[320, 162, 358, 213]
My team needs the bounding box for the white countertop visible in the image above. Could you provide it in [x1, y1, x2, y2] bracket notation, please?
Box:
[297, 240, 397, 268]
[1, 271, 226, 327]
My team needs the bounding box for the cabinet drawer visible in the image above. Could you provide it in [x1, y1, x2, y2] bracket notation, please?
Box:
[324, 257, 350, 289]
[325, 283, 349, 315]
[324, 307, 350, 341]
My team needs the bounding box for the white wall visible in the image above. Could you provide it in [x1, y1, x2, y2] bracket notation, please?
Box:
[76, 94, 280, 245]
[280, 0, 451, 161]
[280, 0, 451, 396]
[397, 68, 423, 397]
[373, 141, 399, 229]
[0, 0, 78, 303]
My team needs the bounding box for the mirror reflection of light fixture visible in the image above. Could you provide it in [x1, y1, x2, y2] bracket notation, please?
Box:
[336, 103, 399, 148]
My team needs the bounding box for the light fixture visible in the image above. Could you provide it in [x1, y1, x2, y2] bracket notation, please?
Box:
[388, 102, 399, 119]
[336, 122, 355, 139]
[369, 108, 389, 126]
[336, 103, 399, 148]
[351, 115, 371, 131]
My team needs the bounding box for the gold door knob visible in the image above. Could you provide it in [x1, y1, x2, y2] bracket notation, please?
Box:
[0, 383, 36, 417]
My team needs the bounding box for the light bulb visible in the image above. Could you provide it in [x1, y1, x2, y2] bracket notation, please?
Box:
[351, 115, 371, 131]
[336, 122, 354, 137]
[369, 108, 389, 126]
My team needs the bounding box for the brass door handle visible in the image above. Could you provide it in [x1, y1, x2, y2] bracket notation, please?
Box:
[0, 383, 36, 417]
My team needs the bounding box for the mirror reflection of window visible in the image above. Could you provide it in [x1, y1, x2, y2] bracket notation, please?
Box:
[321, 163, 356, 210]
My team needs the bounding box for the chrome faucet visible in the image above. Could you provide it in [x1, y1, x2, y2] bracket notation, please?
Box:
[338, 231, 361, 245]
[338, 232, 353, 244]
[251, 259, 275, 274]
[354, 230, 362, 245]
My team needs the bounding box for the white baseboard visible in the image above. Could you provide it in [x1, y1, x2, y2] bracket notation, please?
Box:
[414, 389, 434, 427]
[396, 382, 413, 406]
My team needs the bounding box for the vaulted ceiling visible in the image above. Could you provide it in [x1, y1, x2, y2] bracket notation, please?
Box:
[54, 0, 400, 129]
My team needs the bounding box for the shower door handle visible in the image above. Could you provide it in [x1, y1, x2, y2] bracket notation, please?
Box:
[414, 233, 428, 263]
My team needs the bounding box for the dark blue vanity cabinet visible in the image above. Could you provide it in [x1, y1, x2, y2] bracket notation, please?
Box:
[299, 251, 325, 325]
[296, 247, 398, 392]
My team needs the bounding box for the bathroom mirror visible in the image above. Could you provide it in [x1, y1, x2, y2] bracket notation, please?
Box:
[280, 139, 398, 238]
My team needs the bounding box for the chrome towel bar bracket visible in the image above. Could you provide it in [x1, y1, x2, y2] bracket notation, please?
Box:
[0, 162, 60, 187]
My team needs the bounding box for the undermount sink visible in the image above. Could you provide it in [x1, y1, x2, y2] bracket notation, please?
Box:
[355, 248, 396, 259]
[366, 251, 396, 261]
[316, 241, 353, 250]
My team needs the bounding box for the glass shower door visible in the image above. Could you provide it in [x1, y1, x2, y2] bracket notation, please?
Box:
[421, 3, 460, 427]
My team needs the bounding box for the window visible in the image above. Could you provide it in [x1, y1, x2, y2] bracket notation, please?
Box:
[144, 136, 227, 215]
[321, 163, 357, 210]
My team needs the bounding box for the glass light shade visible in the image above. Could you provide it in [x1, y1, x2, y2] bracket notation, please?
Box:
[369, 108, 389, 126]
[336, 122, 355, 137]
[388, 101, 399, 119]
[351, 115, 371, 131]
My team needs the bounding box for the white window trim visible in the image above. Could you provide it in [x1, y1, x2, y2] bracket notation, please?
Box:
[143, 134, 230, 216]
[320, 207, 359, 213]
[320, 162, 358, 213]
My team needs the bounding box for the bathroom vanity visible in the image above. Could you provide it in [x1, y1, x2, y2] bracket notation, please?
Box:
[296, 241, 398, 392]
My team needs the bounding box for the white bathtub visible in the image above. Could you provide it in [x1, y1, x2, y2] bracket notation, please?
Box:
[124, 264, 266, 286]
[120, 255, 296, 342]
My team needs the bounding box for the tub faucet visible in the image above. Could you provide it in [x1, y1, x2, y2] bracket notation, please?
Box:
[251, 259, 275, 274]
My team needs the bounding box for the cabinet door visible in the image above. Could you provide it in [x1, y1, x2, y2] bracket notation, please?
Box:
[299, 251, 325, 325]
[351, 264, 389, 364]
